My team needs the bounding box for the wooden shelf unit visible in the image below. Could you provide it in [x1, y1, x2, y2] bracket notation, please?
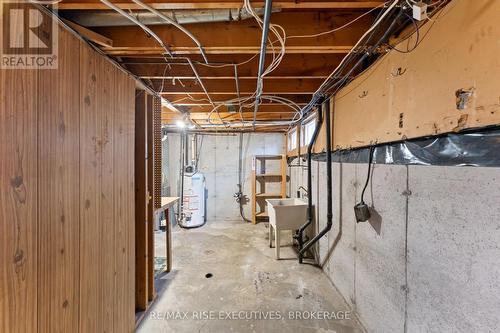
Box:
[251, 154, 287, 224]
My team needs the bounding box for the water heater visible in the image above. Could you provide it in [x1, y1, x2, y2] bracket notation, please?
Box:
[181, 173, 206, 228]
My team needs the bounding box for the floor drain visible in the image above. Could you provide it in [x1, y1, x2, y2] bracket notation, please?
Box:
[205, 273, 213, 278]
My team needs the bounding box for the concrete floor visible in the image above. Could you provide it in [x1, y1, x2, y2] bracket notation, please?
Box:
[138, 220, 364, 333]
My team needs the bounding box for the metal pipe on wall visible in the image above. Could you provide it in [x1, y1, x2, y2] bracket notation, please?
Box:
[178, 132, 187, 222]
[299, 98, 332, 263]
[61, 8, 278, 27]
[100, 0, 173, 57]
[297, 101, 324, 263]
[252, 0, 273, 128]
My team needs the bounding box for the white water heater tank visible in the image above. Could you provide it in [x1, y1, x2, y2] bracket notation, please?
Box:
[182, 173, 206, 228]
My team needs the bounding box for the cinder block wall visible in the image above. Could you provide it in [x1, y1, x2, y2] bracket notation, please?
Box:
[166, 133, 285, 221]
[289, 160, 500, 332]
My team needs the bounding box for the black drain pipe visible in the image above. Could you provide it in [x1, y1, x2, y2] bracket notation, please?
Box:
[299, 98, 332, 263]
[297, 101, 323, 262]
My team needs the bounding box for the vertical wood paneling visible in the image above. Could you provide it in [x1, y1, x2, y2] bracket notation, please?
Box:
[113, 70, 136, 333]
[1, 17, 136, 332]
[98, 53, 115, 333]
[0, 58, 39, 333]
[126, 78, 136, 331]
[146, 94, 155, 301]
[135, 91, 149, 310]
[37, 27, 80, 333]
[79, 44, 103, 333]
[0, 4, 38, 332]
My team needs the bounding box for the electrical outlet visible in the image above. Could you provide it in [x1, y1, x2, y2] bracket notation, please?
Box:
[412, 2, 428, 21]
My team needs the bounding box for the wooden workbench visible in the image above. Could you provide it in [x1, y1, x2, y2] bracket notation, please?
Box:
[155, 197, 179, 273]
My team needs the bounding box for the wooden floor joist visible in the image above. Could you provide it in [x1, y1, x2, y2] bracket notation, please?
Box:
[102, 46, 354, 55]
[59, 1, 386, 10]
[56, 0, 382, 130]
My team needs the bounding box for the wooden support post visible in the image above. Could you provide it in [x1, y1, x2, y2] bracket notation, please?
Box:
[280, 154, 286, 198]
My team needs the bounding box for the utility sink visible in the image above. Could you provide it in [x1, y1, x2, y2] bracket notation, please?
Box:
[266, 198, 308, 259]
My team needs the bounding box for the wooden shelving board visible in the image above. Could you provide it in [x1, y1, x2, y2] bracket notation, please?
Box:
[256, 193, 282, 198]
[251, 154, 287, 224]
[256, 173, 282, 177]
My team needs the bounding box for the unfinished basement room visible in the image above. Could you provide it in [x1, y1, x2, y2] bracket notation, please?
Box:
[1, 0, 499, 332]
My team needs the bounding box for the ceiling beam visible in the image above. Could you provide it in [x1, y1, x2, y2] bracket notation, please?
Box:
[161, 91, 313, 95]
[172, 103, 306, 113]
[92, 12, 373, 48]
[154, 77, 323, 93]
[168, 104, 302, 112]
[141, 75, 328, 80]
[163, 93, 311, 103]
[101, 45, 353, 56]
[62, 19, 113, 47]
[59, 1, 385, 10]
[171, 102, 308, 106]
[123, 54, 348, 77]
[163, 112, 297, 120]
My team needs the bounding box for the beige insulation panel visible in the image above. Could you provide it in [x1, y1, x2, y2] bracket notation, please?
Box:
[333, 0, 500, 149]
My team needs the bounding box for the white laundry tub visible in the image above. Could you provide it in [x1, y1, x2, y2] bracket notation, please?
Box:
[266, 198, 308, 259]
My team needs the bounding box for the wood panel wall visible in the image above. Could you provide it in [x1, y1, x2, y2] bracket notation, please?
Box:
[1, 8, 136, 333]
[135, 91, 149, 310]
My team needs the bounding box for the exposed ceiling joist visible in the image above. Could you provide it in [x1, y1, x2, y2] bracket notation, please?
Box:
[123, 54, 348, 77]
[155, 77, 323, 93]
[102, 45, 354, 56]
[164, 93, 311, 103]
[59, 1, 386, 10]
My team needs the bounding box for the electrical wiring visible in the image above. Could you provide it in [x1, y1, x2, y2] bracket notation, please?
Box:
[316, 0, 399, 95]
[285, 4, 384, 40]
[387, 0, 448, 53]
[244, 0, 287, 114]
[389, 14, 420, 53]
[100, 0, 174, 57]
[233, 64, 246, 126]
[297, 0, 400, 118]
[131, 0, 209, 63]
[191, 1, 394, 128]
[204, 94, 302, 127]
[331, 1, 447, 103]
[195, 53, 259, 69]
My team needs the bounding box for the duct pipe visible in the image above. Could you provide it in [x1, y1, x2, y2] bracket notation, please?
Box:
[299, 98, 332, 263]
[99, 0, 173, 57]
[61, 8, 279, 27]
[297, 101, 324, 263]
[252, 0, 273, 128]
[131, 0, 209, 63]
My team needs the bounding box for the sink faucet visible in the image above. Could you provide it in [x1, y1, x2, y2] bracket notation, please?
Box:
[297, 186, 308, 199]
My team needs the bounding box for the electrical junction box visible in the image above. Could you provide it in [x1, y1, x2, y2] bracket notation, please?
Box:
[412, 2, 428, 21]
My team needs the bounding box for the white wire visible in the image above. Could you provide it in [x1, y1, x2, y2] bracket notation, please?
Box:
[310, 0, 399, 101]
[285, 4, 383, 40]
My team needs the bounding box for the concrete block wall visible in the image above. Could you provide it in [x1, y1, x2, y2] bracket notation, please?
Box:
[289, 160, 500, 332]
[166, 133, 285, 221]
